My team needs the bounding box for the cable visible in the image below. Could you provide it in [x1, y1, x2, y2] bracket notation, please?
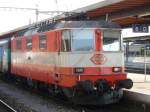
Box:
[54, 0, 59, 13]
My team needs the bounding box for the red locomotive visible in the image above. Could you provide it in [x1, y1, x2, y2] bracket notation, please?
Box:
[0, 20, 133, 105]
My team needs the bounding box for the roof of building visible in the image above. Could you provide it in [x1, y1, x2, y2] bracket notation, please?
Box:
[75, 0, 124, 12]
[75, 0, 150, 27]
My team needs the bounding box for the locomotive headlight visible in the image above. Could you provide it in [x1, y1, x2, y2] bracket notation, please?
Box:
[74, 67, 84, 74]
[113, 67, 121, 72]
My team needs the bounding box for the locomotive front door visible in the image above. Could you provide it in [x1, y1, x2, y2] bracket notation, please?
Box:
[54, 31, 64, 82]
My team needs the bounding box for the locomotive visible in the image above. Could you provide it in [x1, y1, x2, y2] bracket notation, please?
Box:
[0, 20, 133, 105]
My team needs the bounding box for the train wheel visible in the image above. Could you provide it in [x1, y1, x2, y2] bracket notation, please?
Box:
[61, 87, 78, 103]
[62, 88, 73, 98]
[47, 84, 55, 95]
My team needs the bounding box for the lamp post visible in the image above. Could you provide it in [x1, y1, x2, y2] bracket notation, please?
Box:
[144, 48, 147, 82]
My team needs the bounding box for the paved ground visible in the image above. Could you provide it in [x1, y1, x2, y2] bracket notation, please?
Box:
[124, 73, 150, 105]
[127, 73, 150, 95]
[127, 73, 150, 83]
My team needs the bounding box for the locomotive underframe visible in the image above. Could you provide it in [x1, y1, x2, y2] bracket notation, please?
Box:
[61, 78, 132, 105]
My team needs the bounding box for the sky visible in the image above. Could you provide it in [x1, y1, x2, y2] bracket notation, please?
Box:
[0, 0, 149, 37]
[0, 0, 105, 33]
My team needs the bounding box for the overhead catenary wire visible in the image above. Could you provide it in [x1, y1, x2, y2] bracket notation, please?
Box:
[54, 0, 59, 12]
[0, 6, 68, 22]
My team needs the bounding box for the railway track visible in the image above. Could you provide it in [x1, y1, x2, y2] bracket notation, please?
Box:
[0, 98, 17, 112]
[0, 78, 149, 112]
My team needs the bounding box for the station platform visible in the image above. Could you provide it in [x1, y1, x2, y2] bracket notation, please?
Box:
[124, 73, 150, 104]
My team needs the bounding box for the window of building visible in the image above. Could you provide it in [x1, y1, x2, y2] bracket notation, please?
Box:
[61, 30, 71, 52]
[16, 39, 21, 50]
[39, 35, 47, 49]
[26, 37, 32, 50]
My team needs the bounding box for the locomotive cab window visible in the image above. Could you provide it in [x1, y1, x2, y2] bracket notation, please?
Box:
[61, 30, 71, 52]
[72, 29, 94, 51]
[103, 30, 121, 51]
[16, 38, 22, 50]
[26, 37, 32, 50]
[39, 35, 47, 49]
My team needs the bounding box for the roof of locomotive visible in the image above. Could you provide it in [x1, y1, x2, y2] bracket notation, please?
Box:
[37, 20, 120, 32]
[0, 20, 121, 38]
[54, 20, 121, 29]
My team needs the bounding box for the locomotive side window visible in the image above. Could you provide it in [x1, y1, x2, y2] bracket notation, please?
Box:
[61, 30, 71, 52]
[26, 37, 32, 50]
[39, 35, 47, 49]
[16, 38, 21, 50]
[24, 28, 38, 36]
[72, 29, 94, 51]
[103, 30, 121, 51]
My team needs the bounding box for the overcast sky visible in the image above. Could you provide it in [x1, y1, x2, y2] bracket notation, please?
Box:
[0, 0, 105, 32]
[0, 0, 149, 37]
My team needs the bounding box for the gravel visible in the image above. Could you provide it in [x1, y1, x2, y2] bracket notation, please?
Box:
[0, 80, 149, 112]
[0, 80, 79, 112]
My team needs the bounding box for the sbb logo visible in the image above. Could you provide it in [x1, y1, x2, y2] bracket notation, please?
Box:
[90, 54, 106, 65]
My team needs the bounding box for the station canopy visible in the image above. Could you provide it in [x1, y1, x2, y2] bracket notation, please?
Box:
[75, 0, 150, 27]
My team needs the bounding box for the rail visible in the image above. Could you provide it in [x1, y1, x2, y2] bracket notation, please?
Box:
[0, 99, 17, 112]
